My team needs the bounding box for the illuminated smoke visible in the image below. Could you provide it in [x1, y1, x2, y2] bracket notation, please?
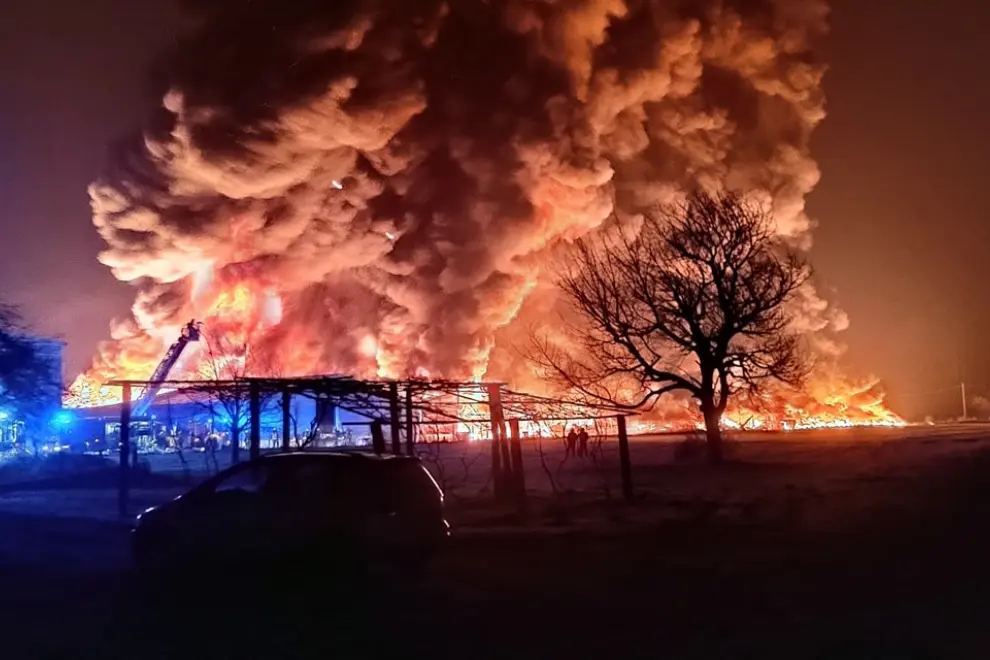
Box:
[75, 0, 838, 397]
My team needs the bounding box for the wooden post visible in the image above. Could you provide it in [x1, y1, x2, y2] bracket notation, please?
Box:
[489, 423, 503, 499]
[508, 419, 526, 508]
[389, 382, 401, 454]
[249, 381, 261, 461]
[486, 384, 507, 501]
[499, 425, 512, 492]
[616, 415, 633, 502]
[118, 383, 132, 519]
[371, 421, 386, 455]
[405, 383, 415, 456]
[281, 390, 291, 451]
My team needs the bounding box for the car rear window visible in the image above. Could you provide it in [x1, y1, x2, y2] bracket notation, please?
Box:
[255, 457, 442, 512]
[371, 461, 442, 509]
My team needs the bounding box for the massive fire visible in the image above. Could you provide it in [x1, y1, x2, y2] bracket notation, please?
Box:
[64, 269, 285, 406]
[66, 270, 905, 432]
[63, 0, 906, 433]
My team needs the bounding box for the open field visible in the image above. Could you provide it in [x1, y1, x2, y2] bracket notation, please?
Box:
[3, 424, 989, 526]
[1, 426, 990, 657]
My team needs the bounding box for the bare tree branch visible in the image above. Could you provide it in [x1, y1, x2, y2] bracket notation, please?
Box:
[188, 325, 281, 456]
[529, 190, 811, 463]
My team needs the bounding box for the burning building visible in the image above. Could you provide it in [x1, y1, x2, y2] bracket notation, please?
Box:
[65, 0, 901, 430]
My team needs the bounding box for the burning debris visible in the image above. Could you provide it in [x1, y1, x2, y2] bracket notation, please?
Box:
[66, 0, 900, 429]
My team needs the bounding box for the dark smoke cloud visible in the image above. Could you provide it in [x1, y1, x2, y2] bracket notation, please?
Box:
[80, 0, 833, 385]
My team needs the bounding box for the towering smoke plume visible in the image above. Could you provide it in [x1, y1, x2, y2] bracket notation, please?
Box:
[73, 0, 841, 404]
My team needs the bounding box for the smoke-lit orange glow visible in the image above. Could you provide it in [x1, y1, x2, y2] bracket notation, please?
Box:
[59, 0, 912, 435]
[65, 268, 286, 406]
[65, 268, 905, 433]
[436, 374, 906, 442]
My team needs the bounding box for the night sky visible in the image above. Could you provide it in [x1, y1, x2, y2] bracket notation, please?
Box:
[0, 0, 985, 420]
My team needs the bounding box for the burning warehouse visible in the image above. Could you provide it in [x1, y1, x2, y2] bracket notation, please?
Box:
[67, 387, 346, 456]
[63, 0, 900, 430]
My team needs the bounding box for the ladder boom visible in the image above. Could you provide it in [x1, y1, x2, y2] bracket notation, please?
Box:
[132, 321, 201, 417]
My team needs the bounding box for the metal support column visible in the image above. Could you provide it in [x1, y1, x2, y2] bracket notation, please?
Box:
[118, 383, 132, 519]
[281, 390, 291, 451]
[371, 421, 386, 455]
[249, 381, 261, 461]
[405, 383, 415, 456]
[389, 382, 401, 454]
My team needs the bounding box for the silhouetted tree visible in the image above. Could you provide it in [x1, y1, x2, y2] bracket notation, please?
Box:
[194, 328, 280, 463]
[0, 303, 62, 450]
[534, 191, 811, 463]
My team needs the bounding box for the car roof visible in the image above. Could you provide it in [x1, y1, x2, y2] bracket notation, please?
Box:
[256, 450, 417, 464]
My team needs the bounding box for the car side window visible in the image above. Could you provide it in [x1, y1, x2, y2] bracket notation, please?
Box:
[267, 462, 333, 500]
[214, 464, 270, 494]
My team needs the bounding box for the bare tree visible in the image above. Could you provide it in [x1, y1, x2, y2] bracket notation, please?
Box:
[195, 328, 280, 463]
[290, 398, 320, 449]
[533, 191, 811, 463]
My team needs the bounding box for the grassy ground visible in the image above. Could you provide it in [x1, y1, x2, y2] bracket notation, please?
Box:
[2, 427, 990, 657]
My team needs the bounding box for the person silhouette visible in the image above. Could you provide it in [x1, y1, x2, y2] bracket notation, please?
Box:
[565, 427, 578, 458]
[577, 427, 590, 457]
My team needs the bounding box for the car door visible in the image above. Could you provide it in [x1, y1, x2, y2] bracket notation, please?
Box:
[188, 462, 274, 558]
[260, 460, 340, 554]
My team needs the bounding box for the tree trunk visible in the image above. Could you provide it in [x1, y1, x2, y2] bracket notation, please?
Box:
[701, 402, 724, 464]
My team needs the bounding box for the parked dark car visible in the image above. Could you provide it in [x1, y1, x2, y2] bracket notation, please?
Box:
[132, 451, 449, 572]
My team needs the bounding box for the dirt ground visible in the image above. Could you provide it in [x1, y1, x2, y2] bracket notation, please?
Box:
[2, 427, 990, 658]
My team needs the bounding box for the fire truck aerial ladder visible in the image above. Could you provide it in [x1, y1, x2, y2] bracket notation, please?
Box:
[132, 320, 202, 418]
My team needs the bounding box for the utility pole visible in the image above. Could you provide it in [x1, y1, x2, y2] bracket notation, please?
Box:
[961, 381, 968, 420]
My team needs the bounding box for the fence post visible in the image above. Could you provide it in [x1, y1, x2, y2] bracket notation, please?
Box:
[249, 381, 261, 461]
[118, 383, 132, 519]
[616, 415, 633, 502]
[486, 384, 506, 500]
[281, 390, 291, 451]
[389, 382, 401, 454]
[508, 419, 526, 510]
[405, 383, 415, 456]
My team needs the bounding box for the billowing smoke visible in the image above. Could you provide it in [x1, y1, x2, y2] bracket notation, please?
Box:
[78, 0, 834, 392]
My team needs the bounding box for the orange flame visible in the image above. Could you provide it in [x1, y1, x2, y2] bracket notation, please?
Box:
[66, 268, 285, 407]
[66, 268, 905, 434]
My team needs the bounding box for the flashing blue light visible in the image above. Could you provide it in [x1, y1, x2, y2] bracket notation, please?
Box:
[0, 411, 8, 422]
[51, 410, 73, 427]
